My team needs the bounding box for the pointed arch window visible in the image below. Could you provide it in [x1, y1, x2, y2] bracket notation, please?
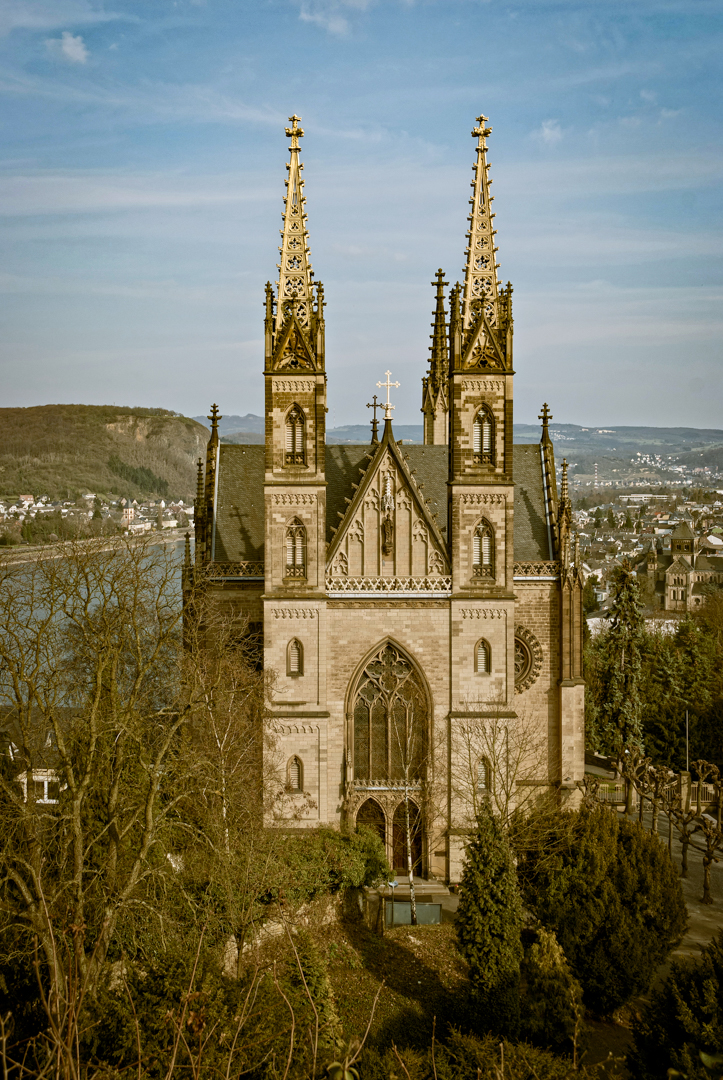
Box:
[287, 756, 303, 793]
[472, 519, 495, 579]
[475, 639, 491, 674]
[285, 406, 306, 465]
[285, 519, 306, 578]
[477, 756, 492, 797]
[353, 643, 427, 782]
[473, 407, 495, 466]
[287, 638, 304, 676]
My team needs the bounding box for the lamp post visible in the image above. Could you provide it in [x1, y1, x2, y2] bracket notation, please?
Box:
[387, 879, 398, 928]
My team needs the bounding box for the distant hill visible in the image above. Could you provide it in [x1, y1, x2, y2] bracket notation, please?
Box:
[0, 405, 209, 501]
[191, 413, 263, 437]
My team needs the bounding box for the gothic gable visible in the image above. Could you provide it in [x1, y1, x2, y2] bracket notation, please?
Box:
[271, 314, 316, 371]
[326, 426, 449, 582]
[461, 309, 506, 371]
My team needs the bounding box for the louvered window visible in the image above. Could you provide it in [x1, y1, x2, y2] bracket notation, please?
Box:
[476, 639, 490, 674]
[288, 638, 303, 676]
[285, 520, 306, 578]
[477, 757, 491, 795]
[472, 521, 494, 578]
[288, 756, 302, 792]
[473, 409, 494, 464]
[285, 406, 305, 465]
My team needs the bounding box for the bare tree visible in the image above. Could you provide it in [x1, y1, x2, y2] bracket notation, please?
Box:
[450, 694, 550, 831]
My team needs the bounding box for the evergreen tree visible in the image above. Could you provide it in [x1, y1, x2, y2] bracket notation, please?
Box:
[582, 575, 599, 616]
[597, 560, 645, 755]
[624, 511, 634, 530]
[606, 507, 616, 528]
[519, 806, 687, 1016]
[456, 804, 523, 1036]
[520, 927, 585, 1053]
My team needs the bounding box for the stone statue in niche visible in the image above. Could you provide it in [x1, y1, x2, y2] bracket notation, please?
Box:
[382, 514, 394, 556]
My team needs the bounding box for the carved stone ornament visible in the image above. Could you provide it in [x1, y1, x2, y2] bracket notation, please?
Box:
[272, 608, 318, 619]
[382, 514, 394, 556]
[274, 379, 316, 392]
[466, 339, 503, 371]
[514, 625, 543, 693]
[274, 493, 317, 504]
[461, 493, 505, 505]
[279, 327, 312, 370]
[460, 608, 504, 619]
[461, 380, 504, 392]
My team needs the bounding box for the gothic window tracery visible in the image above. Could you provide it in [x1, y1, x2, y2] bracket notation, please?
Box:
[473, 406, 495, 465]
[285, 406, 306, 464]
[353, 644, 427, 782]
[285, 519, 306, 578]
[472, 519, 495, 579]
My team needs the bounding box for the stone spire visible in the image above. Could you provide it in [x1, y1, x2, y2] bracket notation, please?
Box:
[422, 270, 450, 444]
[275, 114, 315, 333]
[428, 269, 448, 391]
[462, 115, 501, 330]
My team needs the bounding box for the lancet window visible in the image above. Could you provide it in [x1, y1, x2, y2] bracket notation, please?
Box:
[287, 756, 303, 793]
[472, 406, 495, 465]
[477, 757, 492, 796]
[353, 643, 427, 782]
[475, 639, 491, 674]
[285, 405, 306, 465]
[472, 520, 495, 578]
[287, 638, 303, 676]
[285, 519, 306, 578]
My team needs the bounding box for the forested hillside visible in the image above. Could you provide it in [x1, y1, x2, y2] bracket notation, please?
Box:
[0, 405, 209, 501]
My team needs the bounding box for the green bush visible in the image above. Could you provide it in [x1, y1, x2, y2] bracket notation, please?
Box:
[455, 805, 523, 1037]
[360, 1028, 595, 1079]
[630, 930, 723, 1079]
[269, 826, 390, 905]
[519, 805, 687, 1015]
[519, 927, 585, 1053]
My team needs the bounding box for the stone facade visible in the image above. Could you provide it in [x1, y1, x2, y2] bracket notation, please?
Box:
[186, 114, 585, 884]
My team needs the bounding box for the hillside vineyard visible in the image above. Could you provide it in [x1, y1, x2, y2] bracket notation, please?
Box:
[185, 115, 585, 882]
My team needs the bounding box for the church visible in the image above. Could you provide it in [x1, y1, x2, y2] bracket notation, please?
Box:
[188, 114, 585, 884]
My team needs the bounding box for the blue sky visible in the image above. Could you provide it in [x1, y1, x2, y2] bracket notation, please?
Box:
[0, 0, 721, 428]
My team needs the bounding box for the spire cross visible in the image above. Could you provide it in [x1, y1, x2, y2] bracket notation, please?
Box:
[377, 371, 400, 420]
[208, 403, 222, 428]
[285, 114, 304, 150]
[472, 114, 492, 142]
[539, 402, 552, 428]
[366, 394, 382, 444]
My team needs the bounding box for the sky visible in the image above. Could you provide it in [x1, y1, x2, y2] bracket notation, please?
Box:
[0, 0, 721, 430]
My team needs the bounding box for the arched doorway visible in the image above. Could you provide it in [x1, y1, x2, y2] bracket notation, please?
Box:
[393, 800, 423, 877]
[356, 798, 386, 845]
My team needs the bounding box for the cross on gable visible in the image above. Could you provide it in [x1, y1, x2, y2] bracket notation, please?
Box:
[377, 371, 400, 420]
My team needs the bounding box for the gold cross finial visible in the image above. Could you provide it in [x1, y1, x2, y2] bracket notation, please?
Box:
[285, 114, 304, 150]
[377, 370, 400, 420]
[539, 402, 552, 426]
[207, 403, 222, 428]
[472, 114, 492, 142]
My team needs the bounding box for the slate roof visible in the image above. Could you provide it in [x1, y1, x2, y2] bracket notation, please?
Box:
[672, 521, 695, 540]
[212, 439, 551, 564]
[512, 443, 552, 561]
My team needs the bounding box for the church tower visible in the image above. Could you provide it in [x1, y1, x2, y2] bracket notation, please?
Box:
[447, 115, 517, 707]
[263, 115, 327, 597]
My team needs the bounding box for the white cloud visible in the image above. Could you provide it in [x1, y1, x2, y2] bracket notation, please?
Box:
[45, 30, 89, 63]
[640, 89, 657, 103]
[293, 0, 376, 36]
[534, 119, 563, 146]
[0, 0, 118, 35]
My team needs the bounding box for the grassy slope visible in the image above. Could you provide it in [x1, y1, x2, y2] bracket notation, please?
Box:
[0, 405, 209, 502]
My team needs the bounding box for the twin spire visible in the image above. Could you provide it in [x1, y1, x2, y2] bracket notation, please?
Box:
[461, 115, 501, 329]
[275, 115, 315, 333]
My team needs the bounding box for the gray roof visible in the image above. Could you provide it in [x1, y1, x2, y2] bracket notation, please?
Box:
[513, 443, 552, 561]
[212, 439, 551, 563]
[213, 444, 265, 563]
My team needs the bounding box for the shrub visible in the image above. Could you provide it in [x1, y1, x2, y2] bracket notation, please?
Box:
[270, 826, 390, 905]
[455, 804, 523, 1036]
[630, 930, 723, 1080]
[520, 805, 687, 1015]
[519, 927, 585, 1053]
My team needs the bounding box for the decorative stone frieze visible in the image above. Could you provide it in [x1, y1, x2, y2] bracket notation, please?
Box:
[271, 608, 318, 619]
[273, 493, 317, 504]
[460, 608, 505, 620]
[272, 379, 316, 393]
[460, 493, 506, 505]
[460, 380, 504, 392]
